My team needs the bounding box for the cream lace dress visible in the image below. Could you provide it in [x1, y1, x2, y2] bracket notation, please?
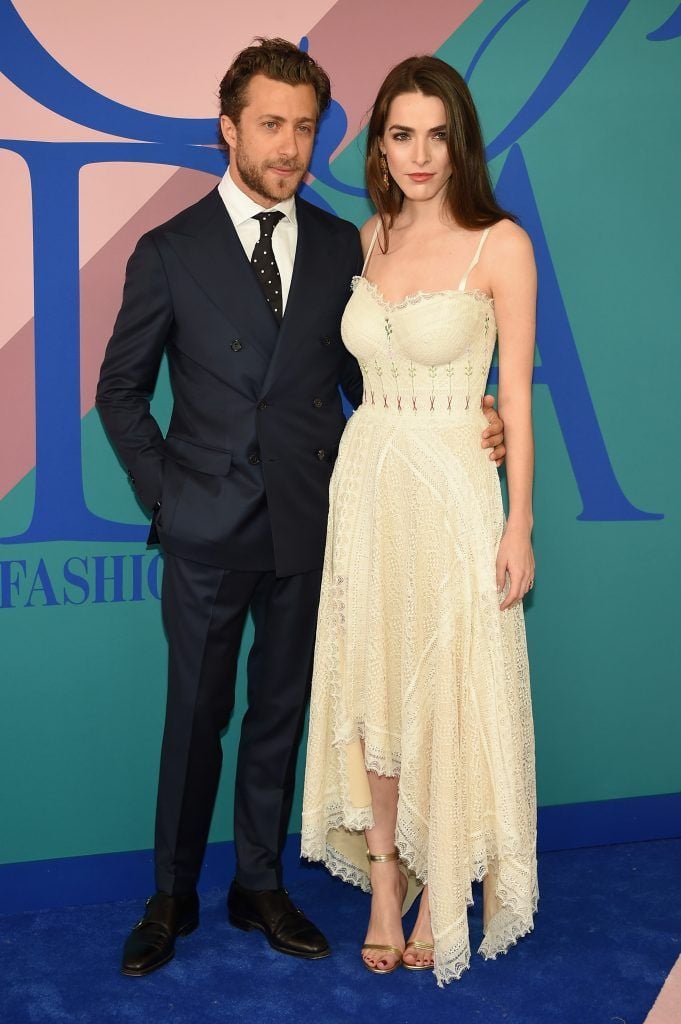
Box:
[301, 227, 538, 985]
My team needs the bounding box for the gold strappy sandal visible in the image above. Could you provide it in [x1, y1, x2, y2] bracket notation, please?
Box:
[402, 939, 435, 971]
[361, 850, 404, 975]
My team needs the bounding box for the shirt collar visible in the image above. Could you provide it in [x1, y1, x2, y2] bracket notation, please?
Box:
[219, 166, 297, 228]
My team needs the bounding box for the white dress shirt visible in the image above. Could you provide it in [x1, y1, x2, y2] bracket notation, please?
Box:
[217, 167, 297, 312]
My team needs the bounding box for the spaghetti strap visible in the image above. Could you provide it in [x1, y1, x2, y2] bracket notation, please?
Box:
[360, 223, 381, 278]
[458, 226, 491, 292]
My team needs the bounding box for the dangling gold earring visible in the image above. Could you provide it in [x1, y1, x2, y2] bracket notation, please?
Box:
[379, 152, 390, 191]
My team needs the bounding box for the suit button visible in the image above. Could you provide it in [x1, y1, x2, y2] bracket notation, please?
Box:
[231, 340, 243, 352]
[321, 337, 332, 347]
[312, 397, 323, 409]
[316, 449, 326, 461]
[248, 452, 261, 465]
[257, 401, 268, 411]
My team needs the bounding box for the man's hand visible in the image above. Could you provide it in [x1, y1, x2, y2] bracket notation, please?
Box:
[481, 394, 505, 466]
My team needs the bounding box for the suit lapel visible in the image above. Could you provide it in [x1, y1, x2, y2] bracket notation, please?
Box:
[166, 189, 278, 364]
[260, 198, 321, 395]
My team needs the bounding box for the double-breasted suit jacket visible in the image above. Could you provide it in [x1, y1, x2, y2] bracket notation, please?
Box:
[97, 186, 363, 576]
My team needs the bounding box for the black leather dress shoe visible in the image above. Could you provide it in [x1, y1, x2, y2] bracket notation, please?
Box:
[227, 881, 330, 959]
[121, 891, 199, 976]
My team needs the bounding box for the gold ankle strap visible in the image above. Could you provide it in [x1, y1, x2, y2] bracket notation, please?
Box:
[366, 849, 399, 863]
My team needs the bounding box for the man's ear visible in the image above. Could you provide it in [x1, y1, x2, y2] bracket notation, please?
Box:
[220, 114, 237, 148]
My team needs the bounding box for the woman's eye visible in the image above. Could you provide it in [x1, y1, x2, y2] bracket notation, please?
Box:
[391, 132, 409, 142]
[433, 131, 448, 141]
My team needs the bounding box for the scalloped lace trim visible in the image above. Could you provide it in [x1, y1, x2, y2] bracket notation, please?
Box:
[352, 275, 494, 310]
[302, 842, 372, 894]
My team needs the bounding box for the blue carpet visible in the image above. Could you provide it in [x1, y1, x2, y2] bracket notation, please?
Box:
[1, 838, 680, 1024]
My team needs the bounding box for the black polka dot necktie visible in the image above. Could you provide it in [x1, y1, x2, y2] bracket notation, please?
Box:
[251, 211, 285, 322]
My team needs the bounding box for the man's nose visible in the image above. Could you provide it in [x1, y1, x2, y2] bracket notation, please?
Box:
[278, 128, 298, 158]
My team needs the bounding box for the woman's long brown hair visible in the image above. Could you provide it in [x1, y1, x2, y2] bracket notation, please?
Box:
[366, 56, 515, 249]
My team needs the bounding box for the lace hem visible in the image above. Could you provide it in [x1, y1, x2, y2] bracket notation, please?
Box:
[358, 732, 401, 779]
[301, 823, 371, 894]
[478, 902, 537, 961]
[435, 934, 472, 986]
[302, 812, 537, 986]
[394, 827, 538, 985]
[302, 847, 372, 894]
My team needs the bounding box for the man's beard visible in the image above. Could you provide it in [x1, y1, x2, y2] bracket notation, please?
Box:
[235, 148, 305, 203]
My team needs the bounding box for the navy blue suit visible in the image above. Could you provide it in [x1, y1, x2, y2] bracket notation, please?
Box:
[97, 186, 362, 892]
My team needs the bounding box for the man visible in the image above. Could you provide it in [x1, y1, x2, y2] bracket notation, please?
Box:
[97, 38, 505, 977]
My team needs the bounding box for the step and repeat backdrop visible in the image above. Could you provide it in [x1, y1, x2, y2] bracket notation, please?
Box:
[1, 0, 679, 871]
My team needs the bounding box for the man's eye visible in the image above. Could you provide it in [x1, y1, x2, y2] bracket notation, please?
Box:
[263, 121, 277, 129]
[298, 125, 312, 134]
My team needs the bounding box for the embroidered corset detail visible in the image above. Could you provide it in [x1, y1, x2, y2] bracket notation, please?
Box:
[344, 276, 496, 418]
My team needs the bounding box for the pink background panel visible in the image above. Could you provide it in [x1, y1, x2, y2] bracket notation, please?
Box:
[308, 0, 482, 150]
[0, 149, 34, 347]
[13, 0, 339, 118]
[78, 164, 181, 268]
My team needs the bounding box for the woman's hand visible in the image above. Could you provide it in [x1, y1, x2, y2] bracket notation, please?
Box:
[481, 395, 506, 466]
[496, 524, 535, 610]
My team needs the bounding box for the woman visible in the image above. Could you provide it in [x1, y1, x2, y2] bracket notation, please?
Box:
[301, 55, 538, 986]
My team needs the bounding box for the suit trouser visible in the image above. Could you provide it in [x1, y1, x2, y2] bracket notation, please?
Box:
[154, 552, 322, 895]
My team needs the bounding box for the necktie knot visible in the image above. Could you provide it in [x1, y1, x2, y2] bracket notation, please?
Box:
[253, 211, 285, 238]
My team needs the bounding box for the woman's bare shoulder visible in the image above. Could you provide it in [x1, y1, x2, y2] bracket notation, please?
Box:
[489, 218, 534, 259]
[360, 214, 381, 254]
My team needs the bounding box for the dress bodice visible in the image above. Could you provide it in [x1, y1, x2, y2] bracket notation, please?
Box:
[341, 276, 496, 421]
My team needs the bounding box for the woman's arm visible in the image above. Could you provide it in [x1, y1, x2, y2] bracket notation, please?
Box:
[489, 221, 537, 610]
